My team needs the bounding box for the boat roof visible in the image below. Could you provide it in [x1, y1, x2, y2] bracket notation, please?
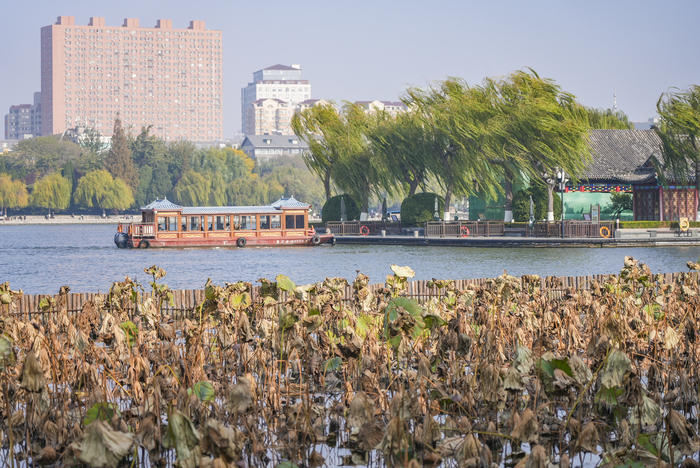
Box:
[140, 196, 310, 213]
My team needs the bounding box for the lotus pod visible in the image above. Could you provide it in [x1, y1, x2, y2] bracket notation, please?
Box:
[69, 420, 135, 468]
[19, 350, 45, 393]
[510, 408, 538, 444]
[578, 422, 599, 453]
[348, 391, 375, 431]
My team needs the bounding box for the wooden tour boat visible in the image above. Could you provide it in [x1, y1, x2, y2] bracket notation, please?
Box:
[114, 196, 334, 248]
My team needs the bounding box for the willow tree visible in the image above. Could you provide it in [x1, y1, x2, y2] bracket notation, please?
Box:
[74, 169, 134, 215]
[368, 110, 434, 197]
[172, 170, 211, 206]
[328, 104, 391, 213]
[403, 79, 502, 210]
[30, 172, 72, 213]
[655, 86, 700, 220]
[0, 174, 29, 217]
[483, 70, 591, 221]
[292, 102, 357, 201]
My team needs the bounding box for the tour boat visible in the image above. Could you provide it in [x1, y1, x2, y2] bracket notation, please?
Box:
[114, 196, 334, 248]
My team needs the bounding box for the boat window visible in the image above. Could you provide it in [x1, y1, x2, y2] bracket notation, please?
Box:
[181, 217, 187, 231]
[285, 214, 294, 229]
[259, 215, 270, 230]
[190, 216, 200, 231]
[169, 217, 178, 232]
[271, 215, 281, 229]
[215, 215, 226, 230]
[225, 215, 231, 231]
[158, 217, 167, 231]
[235, 215, 254, 230]
[296, 214, 305, 229]
[207, 216, 213, 231]
[200, 216, 206, 231]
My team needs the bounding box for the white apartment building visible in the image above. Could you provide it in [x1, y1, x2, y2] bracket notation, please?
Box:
[241, 64, 310, 135]
[354, 100, 407, 117]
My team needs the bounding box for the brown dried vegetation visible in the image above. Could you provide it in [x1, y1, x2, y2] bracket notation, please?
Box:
[0, 257, 699, 467]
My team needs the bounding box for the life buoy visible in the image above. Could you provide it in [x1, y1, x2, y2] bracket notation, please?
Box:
[138, 240, 150, 249]
[600, 226, 611, 238]
[460, 226, 470, 237]
[117, 225, 123, 233]
[236, 237, 247, 247]
[360, 225, 370, 236]
[680, 217, 690, 232]
[311, 234, 321, 245]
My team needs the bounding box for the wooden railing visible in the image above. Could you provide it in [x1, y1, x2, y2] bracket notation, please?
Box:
[530, 221, 615, 238]
[4, 271, 696, 318]
[121, 223, 155, 237]
[326, 221, 402, 236]
[425, 221, 504, 238]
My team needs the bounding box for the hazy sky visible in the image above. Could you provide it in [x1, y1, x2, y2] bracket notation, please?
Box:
[2, 0, 699, 139]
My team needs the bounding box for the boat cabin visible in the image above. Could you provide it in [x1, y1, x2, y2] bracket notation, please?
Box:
[117, 196, 332, 248]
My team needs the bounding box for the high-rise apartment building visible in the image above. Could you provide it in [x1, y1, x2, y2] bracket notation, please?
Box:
[241, 64, 310, 135]
[40, 16, 223, 141]
[5, 92, 42, 139]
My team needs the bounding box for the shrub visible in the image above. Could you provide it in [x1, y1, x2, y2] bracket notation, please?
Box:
[619, 221, 700, 229]
[321, 195, 361, 223]
[401, 193, 444, 226]
[512, 183, 561, 222]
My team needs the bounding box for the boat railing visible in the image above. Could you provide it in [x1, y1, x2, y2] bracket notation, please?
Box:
[120, 223, 155, 238]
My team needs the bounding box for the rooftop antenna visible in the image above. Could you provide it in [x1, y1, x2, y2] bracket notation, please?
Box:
[613, 88, 618, 112]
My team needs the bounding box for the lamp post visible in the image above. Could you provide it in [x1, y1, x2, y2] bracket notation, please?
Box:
[557, 170, 568, 238]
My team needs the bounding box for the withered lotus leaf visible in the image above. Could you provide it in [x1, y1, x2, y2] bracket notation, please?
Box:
[19, 349, 45, 392]
[69, 420, 135, 468]
[578, 422, 599, 453]
[162, 409, 202, 468]
[226, 377, 253, 414]
[348, 391, 375, 431]
[510, 408, 538, 444]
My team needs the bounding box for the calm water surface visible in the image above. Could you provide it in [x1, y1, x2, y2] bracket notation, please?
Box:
[1, 224, 699, 294]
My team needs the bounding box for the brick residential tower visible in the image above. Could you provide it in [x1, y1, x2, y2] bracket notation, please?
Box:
[41, 16, 223, 141]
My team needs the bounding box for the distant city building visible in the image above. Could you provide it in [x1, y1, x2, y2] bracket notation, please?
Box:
[40, 16, 223, 141]
[241, 64, 311, 135]
[0, 140, 19, 152]
[4, 92, 42, 140]
[240, 134, 308, 160]
[354, 100, 407, 117]
[633, 117, 661, 130]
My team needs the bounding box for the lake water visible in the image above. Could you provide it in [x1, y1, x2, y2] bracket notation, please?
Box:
[1, 224, 699, 294]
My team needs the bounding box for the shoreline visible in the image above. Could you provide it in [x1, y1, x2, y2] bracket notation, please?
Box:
[0, 215, 127, 225]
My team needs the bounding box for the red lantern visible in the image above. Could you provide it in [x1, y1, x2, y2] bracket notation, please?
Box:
[616, 186, 620, 192]
[565, 186, 569, 193]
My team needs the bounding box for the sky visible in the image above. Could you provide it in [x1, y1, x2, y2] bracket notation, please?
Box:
[2, 0, 699, 139]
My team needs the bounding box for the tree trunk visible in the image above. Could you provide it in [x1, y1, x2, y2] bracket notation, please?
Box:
[444, 185, 453, 217]
[324, 175, 332, 202]
[546, 184, 555, 222]
[504, 175, 513, 222]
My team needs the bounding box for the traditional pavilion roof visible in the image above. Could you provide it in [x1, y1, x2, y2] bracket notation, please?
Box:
[140, 198, 183, 211]
[271, 196, 310, 209]
[141, 196, 310, 214]
[583, 129, 661, 184]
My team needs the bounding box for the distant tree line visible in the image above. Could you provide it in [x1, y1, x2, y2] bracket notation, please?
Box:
[0, 115, 325, 216]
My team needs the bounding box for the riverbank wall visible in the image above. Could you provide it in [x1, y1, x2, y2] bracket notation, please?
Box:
[0, 215, 123, 225]
[5, 270, 696, 317]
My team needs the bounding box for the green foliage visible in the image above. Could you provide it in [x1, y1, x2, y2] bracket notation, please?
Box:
[609, 192, 633, 217]
[73, 170, 134, 213]
[321, 194, 361, 222]
[104, 115, 138, 195]
[188, 381, 215, 403]
[0, 174, 29, 216]
[79, 127, 108, 156]
[9, 136, 83, 176]
[84, 402, 120, 426]
[30, 172, 72, 212]
[173, 170, 210, 206]
[512, 183, 561, 222]
[119, 321, 138, 347]
[400, 192, 444, 225]
[618, 220, 700, 229]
